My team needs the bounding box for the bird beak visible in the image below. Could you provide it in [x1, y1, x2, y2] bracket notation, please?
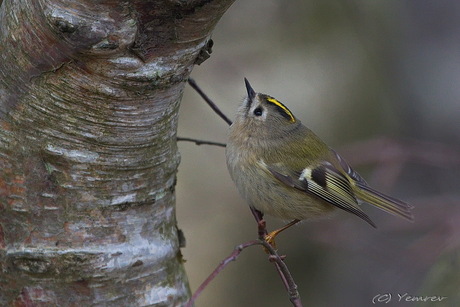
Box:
[244, 78, 256, 100]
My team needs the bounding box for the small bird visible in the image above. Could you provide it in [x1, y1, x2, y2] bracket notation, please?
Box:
[226, 79, 413, 243]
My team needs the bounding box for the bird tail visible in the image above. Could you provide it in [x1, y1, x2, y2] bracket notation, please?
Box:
[354, 182, 414, 222]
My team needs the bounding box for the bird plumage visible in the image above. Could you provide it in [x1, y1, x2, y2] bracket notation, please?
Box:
[226, 79, 414, 227]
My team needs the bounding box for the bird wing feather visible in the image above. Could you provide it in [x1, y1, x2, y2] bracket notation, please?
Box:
[264, 161, 376, 228]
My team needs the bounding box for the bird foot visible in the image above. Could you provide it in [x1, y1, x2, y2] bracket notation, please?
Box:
[262, 231, 279, 253]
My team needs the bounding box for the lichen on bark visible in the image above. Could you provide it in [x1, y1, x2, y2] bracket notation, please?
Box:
[0, 0, 235, 305]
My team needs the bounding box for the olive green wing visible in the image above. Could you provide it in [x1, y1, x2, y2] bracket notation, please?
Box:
[264, 161, 376, 228]
[331, 149, 414, 221]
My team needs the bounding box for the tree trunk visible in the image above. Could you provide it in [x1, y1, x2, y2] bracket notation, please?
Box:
[0, 0, 234, 305]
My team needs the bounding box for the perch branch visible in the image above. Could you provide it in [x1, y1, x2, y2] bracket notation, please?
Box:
[185, 239, 301, 307]
[184, 240, 260, 307]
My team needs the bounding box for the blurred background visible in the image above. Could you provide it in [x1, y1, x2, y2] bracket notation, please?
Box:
[177, 1, 460, 306]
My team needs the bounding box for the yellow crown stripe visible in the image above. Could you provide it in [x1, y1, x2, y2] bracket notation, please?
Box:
[266, 97, 296, 123]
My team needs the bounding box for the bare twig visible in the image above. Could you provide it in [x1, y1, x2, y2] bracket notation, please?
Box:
[185, 240, 260, 307]
[339, 137, 460, 189]
[261, 240, 302, 307]
[340, 137, 460, 168]
[250, 207, 268, 238]
[185, 239, 302, 307]
[187, 78, 233, 126]
[177, 136, 226, 147]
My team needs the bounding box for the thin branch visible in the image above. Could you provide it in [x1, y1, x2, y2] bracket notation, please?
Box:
[339, 137, 460, 189]
[177, 136, 226, 147]
[339, 137, 460, 168]
[185, 240, 260, 307]
[185, 239, 302, 307]
[187, 78, 233, 126]
[261, 240, 302, 306]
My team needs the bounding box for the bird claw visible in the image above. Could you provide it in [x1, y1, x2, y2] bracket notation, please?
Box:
[262, 231, 278, 253]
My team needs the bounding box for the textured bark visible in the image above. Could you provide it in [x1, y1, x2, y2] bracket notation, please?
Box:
[0, 0, 234, 305]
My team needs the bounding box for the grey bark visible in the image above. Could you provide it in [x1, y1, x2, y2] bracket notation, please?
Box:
[0, 0, 234, 305]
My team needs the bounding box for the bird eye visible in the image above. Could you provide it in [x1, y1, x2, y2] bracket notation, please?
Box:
[253, 107, 263, 116]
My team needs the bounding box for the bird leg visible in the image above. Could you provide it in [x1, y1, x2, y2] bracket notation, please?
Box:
[264, 219, 301, 249]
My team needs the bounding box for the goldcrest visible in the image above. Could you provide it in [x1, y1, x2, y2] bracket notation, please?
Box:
[226, 79, 413, 232]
